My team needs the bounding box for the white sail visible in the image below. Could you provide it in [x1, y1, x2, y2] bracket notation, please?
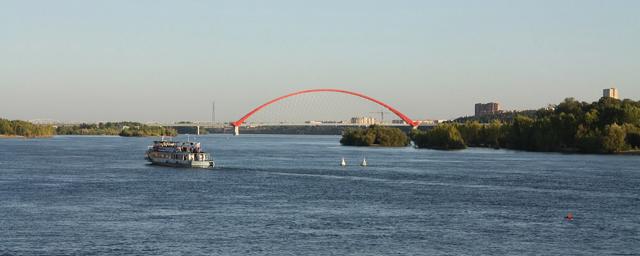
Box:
[341, 158, 347, 166]
[361, 157, 367, 167]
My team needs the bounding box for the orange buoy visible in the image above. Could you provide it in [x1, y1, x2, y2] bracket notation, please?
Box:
[565, 212, 574, 221]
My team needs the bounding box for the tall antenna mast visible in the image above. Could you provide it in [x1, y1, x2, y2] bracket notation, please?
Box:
[212, 101, 216, 123]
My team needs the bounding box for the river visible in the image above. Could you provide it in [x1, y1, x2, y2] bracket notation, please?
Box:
[1, 135, 639, 255]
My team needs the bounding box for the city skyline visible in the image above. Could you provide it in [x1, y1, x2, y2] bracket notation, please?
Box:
[2, 1, 639, 122]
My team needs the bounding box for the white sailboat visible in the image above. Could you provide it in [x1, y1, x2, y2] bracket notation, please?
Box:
[340, 158, 347, 166]
[360, 157, 368, 167]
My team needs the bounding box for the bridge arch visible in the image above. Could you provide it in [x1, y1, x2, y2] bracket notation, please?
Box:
[231, 89, 419, 130]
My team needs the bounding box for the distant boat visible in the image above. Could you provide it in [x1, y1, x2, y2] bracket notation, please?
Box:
[340, 158, 347, 166]
[361, 157, 367, 167]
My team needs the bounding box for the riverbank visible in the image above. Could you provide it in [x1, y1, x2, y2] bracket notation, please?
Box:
[0, 135, 22, 139]
[56, 122, 177, 137]
[0, 135, 54, 139]
[1, 118, 56, 138]
[619, 150, 640, 155]
[340, 125, 411, 147]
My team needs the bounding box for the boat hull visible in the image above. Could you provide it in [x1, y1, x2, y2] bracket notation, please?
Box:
[147, 156, 214, 169]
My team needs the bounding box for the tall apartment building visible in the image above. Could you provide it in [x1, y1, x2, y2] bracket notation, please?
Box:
[475, 102, 500, 117]
[603, 88, 619, 99]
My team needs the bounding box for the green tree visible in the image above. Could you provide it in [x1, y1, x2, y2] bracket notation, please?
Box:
[601, 124, 627, 153]
[506, 115, 535, 150]
[483, 120, 504, 148]
[0, 119, 15, 134]
[457, 121, 482, 146]
[626, 131, 640, 149]
[412, 124, 466, 150]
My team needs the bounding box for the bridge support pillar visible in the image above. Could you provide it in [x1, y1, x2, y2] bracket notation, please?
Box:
[234, 126, 240, 136]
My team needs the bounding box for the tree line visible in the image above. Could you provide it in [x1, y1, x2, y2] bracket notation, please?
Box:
[57, 122, 177, 137]
[343, 97, 640, 154]
[445, 97, 640, 153]
[1, 119, 176, 138]
[0, 119, 56, 138]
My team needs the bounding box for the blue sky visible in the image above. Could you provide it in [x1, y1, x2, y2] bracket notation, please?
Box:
[1, 0, 639, 122]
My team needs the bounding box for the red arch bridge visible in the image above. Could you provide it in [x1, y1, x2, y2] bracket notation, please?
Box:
[231, 89, 420, 135]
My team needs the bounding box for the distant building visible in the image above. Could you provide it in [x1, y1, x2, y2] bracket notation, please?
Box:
[305, 120, 344, 125]
[350, 116, 376, 125]
[475, 102, 501, 117]
[603, 88, 619, 99]
[414, 119, 447, 125]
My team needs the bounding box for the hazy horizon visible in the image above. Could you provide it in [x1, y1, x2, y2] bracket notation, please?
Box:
[2, 1, 639, 123]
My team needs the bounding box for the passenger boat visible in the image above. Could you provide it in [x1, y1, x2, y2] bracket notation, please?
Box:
[145, 140, 215, 168]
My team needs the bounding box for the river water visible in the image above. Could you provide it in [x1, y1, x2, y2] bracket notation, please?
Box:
[1, 135, 639, 255]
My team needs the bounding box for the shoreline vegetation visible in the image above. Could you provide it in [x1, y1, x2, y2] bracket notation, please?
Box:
[340, 125, 410, 147]
[56, 122, 177, 137]
[0, 119, 56, 138]
[343, 97, 640, 154]
[0, 119, 176, 138]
